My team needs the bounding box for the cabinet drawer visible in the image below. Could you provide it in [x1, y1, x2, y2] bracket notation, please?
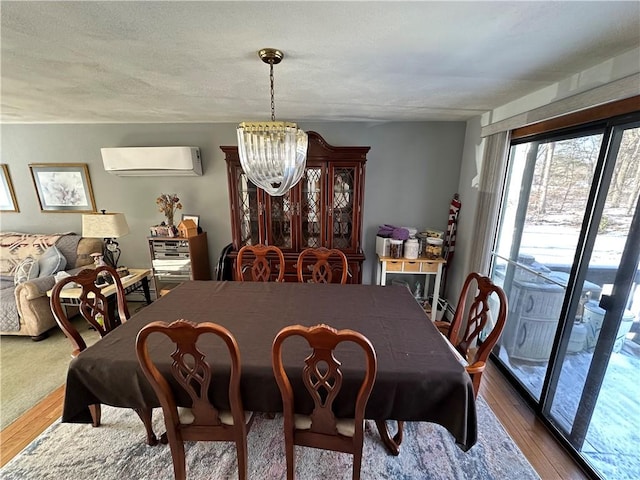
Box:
[386, 261, 404, 271]
[403, 261, 421, 272]
[153, 274, 191, 286]
[420, 262, 439, 273]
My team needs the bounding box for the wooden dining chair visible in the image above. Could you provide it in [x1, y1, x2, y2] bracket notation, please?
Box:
[50, 265, 157, 445]
[50, 265, 130, 356]
[236, 244, 285, 282]
[136, 319, 254, 480]
[272, 323, 377, 480]
[296, 247, 349, 284]
[434, 271, 508, 397]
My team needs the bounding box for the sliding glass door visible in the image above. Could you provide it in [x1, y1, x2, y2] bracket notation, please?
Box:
[490, 115, 640, 479]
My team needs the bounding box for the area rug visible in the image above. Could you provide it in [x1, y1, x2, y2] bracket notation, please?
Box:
[0, 303, 147, 428]
[1, 397, 539, 479]
[0, 317, 99, 428]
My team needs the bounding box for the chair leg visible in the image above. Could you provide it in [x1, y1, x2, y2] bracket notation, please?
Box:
[285, 437, 295, 480]
[374, 420, 404, 456]
[235, 436, 248, 480]
[470, 373, 481, 398]
[89, 404, 101, 427]
[165, 430, 187, 480]
[134, 407, 158, 446]
[352, 445, 363, 480]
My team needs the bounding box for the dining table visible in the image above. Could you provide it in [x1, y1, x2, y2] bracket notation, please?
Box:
[62, 280, 477, 454]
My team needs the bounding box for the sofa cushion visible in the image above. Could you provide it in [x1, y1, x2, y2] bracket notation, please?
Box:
[14, 256, 40, 285]
[75, 237, 104, 268]
[38, 245, 67, 277]
[0, 232, 68, 277]
[55, 234, 83, 268]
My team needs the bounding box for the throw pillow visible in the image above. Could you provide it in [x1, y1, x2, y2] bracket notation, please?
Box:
[38, 245, 67, 277]
[14, 256, 40, 285]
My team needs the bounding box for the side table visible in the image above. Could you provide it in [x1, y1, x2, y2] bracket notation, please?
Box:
[376, 256, 446, 320]
[47, 268, 152, 319]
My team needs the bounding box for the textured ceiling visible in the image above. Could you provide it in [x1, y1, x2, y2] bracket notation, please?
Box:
[2, 1, 639, 124]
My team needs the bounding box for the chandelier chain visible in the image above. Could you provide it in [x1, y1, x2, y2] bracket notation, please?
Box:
[269, 60, 276, 122]
[236, 47, 308, 196]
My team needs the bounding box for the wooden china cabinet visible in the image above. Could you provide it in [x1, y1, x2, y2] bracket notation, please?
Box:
[221, 131, 369, 283]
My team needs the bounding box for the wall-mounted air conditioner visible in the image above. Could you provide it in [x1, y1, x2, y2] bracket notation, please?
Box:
[101, 146, 202, 176]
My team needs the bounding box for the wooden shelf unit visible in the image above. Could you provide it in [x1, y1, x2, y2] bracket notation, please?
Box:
[147, 232, 211, 296]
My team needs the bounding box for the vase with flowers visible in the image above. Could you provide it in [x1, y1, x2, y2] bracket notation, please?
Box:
[156, 193, 182, 226]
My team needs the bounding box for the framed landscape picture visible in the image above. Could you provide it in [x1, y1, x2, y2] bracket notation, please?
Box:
[0, 164, 19, 212]
[29, 163, 97, 213]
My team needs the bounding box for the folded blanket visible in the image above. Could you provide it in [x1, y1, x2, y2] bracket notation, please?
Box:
[0, 282, 19, 331]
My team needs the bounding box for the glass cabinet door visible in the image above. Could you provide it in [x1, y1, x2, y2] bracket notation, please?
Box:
[233, 168, 261, 247]
[328, 165, 358, 251]
[299, 166, 326, 249]
[264, 191, 294, 251]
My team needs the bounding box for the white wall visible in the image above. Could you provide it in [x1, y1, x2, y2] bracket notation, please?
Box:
[0, 122, 466, 285]
[445, 117, 482, 302]
[482, 46, 640, 127]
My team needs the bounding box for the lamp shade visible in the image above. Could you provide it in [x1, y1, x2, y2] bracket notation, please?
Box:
[82, 212, 129, 238]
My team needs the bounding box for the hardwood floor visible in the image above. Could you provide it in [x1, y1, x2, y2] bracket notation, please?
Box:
[0, 362, 589, 478]
[0, 384, 64, 467]
[480, 361, 589, 480]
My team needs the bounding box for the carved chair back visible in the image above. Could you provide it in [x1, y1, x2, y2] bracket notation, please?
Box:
[50, 265, 129, 357]
[272, 323, 377, 480]
[446, 272, 508, 397]
[136, 319, 252, 480]
[236, 244, 285, 282]
[296, 247, 349, 284]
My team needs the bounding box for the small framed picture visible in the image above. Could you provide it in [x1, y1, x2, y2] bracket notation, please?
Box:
[0, 164, 19, 212]
[29, 163, 97, 213]
[181, 214, 200, 227]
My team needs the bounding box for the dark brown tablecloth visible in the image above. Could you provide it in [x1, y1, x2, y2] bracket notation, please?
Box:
[63, 281, 477, 450]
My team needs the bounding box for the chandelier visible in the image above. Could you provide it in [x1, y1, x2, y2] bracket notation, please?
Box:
[237, 48, 308, 197]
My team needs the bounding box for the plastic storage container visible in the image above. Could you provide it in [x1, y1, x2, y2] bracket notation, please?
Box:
[422, 229, 444, 239]
[389, 239, 403, 259]
[416, 233, 428, 257]
[426, 237, 443, 258]
[402, 227, 418, 238]
[404, 238, 419, 259]
[375, 236, 390, 257]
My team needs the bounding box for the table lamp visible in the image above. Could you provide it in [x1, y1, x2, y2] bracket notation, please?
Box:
[82, 210, 130, 268]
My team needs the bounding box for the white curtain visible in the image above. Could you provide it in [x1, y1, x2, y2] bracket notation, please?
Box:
[468, 131, 510, 275]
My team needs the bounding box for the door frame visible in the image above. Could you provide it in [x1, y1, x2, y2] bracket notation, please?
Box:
[490, 112, 640, 477]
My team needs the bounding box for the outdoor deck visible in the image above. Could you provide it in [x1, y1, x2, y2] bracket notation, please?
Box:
[496, 337, 640, 479]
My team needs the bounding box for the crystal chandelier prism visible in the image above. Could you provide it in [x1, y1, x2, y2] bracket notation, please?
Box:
[237, 48, 308, 197]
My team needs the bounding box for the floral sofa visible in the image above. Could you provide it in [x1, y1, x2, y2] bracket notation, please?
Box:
[0, 232, 103, 340]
